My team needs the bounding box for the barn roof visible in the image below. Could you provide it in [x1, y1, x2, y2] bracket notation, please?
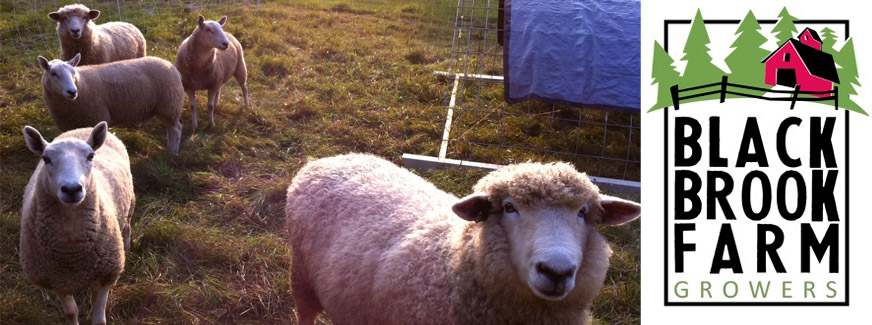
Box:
[799, 27, 822, 43]
[761, 39, 840, 83]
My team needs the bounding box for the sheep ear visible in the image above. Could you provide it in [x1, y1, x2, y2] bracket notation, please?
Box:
[218, 16, 227, 26]
[38, 56, 50, 71]
[48, 12, 60, 21]
[452, 194, 491, 222]
[69, 53, 81, 67]
[88, 10, 100, 20]
[87, 122, 108, 151]
[197, 14, 205, 26]
[23, 126, 48, 156]
[597, 195, 641, 226]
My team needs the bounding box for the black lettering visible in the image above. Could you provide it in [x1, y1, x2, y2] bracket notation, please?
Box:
[675, 223, 696, 273]
[812, 170, 839, 222]
[711, 224, 743, 274]
[737, 118, 769, 167]
[742, 171, 771, 221]
[707, 171, 735, 220]
[777, 117, 802, 168]
[709, 117, 728, 167]
[801, 223, 839, 273]
[676, 170, 702, 220]
[676, 117, 702, 167]
[757, 224, 786, 273]
[810, 117, 837, 168]
[777, 171, 806, 221]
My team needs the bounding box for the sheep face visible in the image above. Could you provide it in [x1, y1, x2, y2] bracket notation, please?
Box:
[501, 198, 592, 300]
[453, 162, 641, 301]
[49, 5, 99, 40]
[38, 54, 81, 101]
[195, 15, 231, 51]
[23, 122, 108, 206]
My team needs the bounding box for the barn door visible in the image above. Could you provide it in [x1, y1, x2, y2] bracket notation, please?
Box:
[776, 68, 797, 87]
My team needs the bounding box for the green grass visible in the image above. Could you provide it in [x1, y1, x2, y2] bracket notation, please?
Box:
[1, 1, 640, 324]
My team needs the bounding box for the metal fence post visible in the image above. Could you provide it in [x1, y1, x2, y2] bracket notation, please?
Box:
[116, 0, 122, 21]
[670, 84, 680, 110]
[834, 86, 839, 110]
[720, 75, 728, 103]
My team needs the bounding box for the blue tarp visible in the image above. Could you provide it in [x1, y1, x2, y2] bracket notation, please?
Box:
[503, 0, 641, 113]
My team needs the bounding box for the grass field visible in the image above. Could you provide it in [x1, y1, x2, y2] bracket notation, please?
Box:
[0, 1, 640, 324]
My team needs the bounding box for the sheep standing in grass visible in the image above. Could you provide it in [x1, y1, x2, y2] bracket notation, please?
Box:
[285, 154, 641, 324]
[49, 4, 146, 66]
[175, 14, 249, 129]
[39, 53, 184, 154]
[19, 122, 134, 325]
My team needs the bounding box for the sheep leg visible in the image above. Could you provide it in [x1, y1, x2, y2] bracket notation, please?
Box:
[235, 69, 249, 107]
[291, 257, 323, 325]
[122, 222, 131, 251]
[207, 88, 220, 127]
[59, 294, 79, 325]
[187, 90, 199, 129]
[90, 284, 111, 325]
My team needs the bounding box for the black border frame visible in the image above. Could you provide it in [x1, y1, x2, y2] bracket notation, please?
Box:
[662, 19, 851, 306]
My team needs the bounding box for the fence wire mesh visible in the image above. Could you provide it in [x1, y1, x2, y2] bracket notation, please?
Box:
[439, 0, 640, 181]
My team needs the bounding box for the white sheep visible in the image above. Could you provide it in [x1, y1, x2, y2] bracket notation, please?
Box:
[175, 14, 249, 129]
[285, 154, 641, 324]
[49, 4, 146, 66]
[19, 122, 134, 325]
[39, 53, 184, 154]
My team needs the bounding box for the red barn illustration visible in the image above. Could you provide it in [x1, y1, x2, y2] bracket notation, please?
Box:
[761, 27, 840, 97]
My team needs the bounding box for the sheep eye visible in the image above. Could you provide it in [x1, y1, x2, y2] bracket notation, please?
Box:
[42, 156, 52, 164]
[578, 206, 588, 218]
[503, 203, 517, 213]
[50, 72, 57, 77]
[87, 153, 94, 161]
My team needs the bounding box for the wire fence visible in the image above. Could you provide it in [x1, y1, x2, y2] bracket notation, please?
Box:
[435, 0, 641, 182]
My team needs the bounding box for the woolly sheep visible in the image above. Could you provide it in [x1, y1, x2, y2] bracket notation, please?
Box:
[49, 4, 146, 66]
[285, 154, 641, 324]
[175, 14, 249, 129]
[19, 122, 134, 325]
[39, 53, 184, 154]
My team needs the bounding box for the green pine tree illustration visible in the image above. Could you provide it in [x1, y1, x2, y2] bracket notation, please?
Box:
[724, 10, 770, 97]
[771, 7, 798, 45]
[834, 38, 866, 114]
[820, 27, 838, 54]
[679, 9, 726, 103]
[650, 41, 681, 111]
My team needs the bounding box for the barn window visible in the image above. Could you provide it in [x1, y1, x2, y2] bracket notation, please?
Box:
[804, 35, 808, 40]
[784, 53, 790, 62]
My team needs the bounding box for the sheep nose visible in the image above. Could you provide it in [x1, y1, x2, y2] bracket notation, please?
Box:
[536, 261, 576, 283]
[71, 28, 80, 33]
[66, 90, 77, 97]
[221, 42, 229, 48]
[61, 184, 83, 195]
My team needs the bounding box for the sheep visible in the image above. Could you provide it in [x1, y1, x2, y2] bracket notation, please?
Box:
[19, 122, 134, 325]
[49, 4, 146, 66]
[285, 153, 641, 324]
[175, 14, 249, 129]
[39, 53, 184, 154]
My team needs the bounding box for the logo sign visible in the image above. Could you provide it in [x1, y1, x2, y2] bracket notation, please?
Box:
[652, 8, 860, 305]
